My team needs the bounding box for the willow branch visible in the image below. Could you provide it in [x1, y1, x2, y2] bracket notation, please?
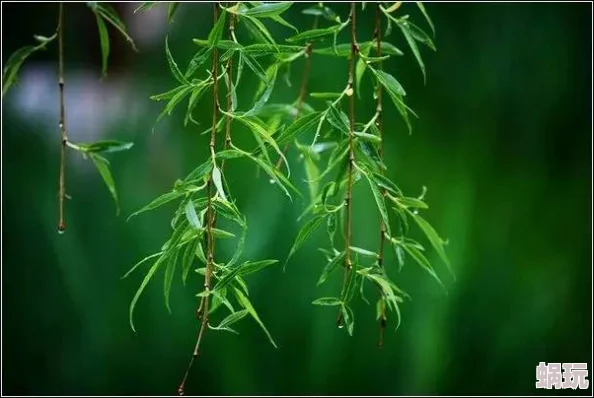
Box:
[275, 16, 319, 170]
[57, 2, 67, 233]
[374, 2, 387, 348]
[338, 2, 358, 326]
[178, 4, 220, 395]
[221, 6, 236, 173]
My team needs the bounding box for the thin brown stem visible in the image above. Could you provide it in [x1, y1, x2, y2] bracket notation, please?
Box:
[57, 2, 67, 234]
[337, 2, 358, 326]
[275, 16, 319, 170]
[178, 4, 220, 395]
[375, 2, 387, 347]
[221, 6, 236, 173]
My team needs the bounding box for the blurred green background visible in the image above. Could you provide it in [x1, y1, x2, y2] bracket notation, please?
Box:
[2, 2, 592, 396]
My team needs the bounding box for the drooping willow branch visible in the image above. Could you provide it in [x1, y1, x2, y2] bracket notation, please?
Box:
[374, 2, 387, 348]
[57, 2, 67, 233]
[285, 2, 449, 339]
[178, 5, 220, 395]
[336, 2, 358, 328]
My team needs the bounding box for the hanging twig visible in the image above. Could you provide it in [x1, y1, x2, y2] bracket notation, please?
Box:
[178, 4, 221, 395]
[57, 2, 67, 234]
[337, 2, 358, 327]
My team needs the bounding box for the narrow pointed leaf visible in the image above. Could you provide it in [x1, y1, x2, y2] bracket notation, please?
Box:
[89, 153, 120, 214]
[165, 36, 188, 84]
[95, 14, 110, 77]
[285, 215, 325, 268]
[163, 248, 178, 313]
[312, 297, 342, 306]
[416, 2, 435, 35]
[167, 2, 180, 22]
[129, 257, 165, 332]
[233, 287, 277, 348]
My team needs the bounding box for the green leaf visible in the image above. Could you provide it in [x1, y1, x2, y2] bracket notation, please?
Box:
[350, 246, 378, 258]
[89, 153, 120, 214]
[286, 25, 342, 43]
[270, 14, 298, 33]
[238, 259, 279, 277]
[167, 2, 181, 22]
[165, 36, 189, 84]
[312, 297, 342, 306]
[2, 34, 57, 97]
[371, 172, 402, 195]
[185, 81, 212, 126]
[184, 159, 214, 182]
[399, 20, 426, 83]
[129, 256, 165, 332]
[285, 215, 326, 269]
[95, 14, 110, 77]
[155, 85, 193, 125]
[92, 3, 137, 51]
[222, 113, 288, 175]
[212, 166, 227, 202]
[408, 212, 452, 276]
[310, 92, 342, 100]
[185, 47, 212, 79]
[233, 287, 277, 348]
[359, 164, 391, 236]
[122, 251, 163, 279]
[416, 2, 435, 35]
[400, 243, 446, 292]
[240, 2, 292, 18]
[185, 201, 202, 230]
[355, 57, 366, 99]
[150, 85, 186, 102]
[372, 68, 406, 96]
[134, 2, 158, 13]
[317, 251, 344, 286]
[244, 15, 277, 46]
[182, 238, 199, 284]
[163, 247, 178, 313]
[211, 309, 249, 334]
[69, 140, 133, 154]
[245, 63, 278, 117]
[340, 304, 354, 335]
[275, 111, 322, 146]
[392, 195, 428, 210]
[241, 53, 267, 84]
[354, 131, 381, 143]
[378, 41, 404, 56]
[302, 4, 339, 22]
[208, 8, 227, 46]
[127, 191, 186, 221]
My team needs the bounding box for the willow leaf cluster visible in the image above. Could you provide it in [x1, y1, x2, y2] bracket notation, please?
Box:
[283, 2, 452, 342]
